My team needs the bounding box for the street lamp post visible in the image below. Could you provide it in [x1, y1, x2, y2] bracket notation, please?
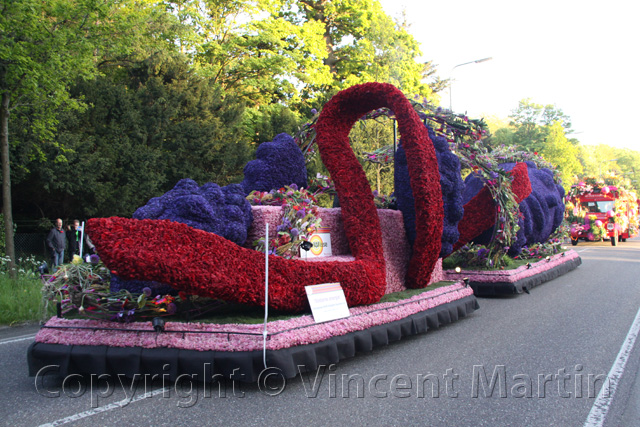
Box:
[448, 57, 492, 112]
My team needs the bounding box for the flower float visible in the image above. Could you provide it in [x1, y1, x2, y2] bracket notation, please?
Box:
[566, 174, 638, 244]
[89, 83, 444, 311]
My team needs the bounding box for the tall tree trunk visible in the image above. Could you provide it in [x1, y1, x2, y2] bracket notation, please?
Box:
[0, 91, 16, 279]
[300, 0, 338, 75]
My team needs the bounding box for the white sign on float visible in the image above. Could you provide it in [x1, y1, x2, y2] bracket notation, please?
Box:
[305, 282, 350, 323]
[300, 228, 332, 259]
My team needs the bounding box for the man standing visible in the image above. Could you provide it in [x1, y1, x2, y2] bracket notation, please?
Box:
[46, 218, 66, 267]
[67, 219, 81, 258]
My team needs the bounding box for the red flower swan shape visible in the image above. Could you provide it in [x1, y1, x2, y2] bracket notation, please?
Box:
[88, 83, 443, 312]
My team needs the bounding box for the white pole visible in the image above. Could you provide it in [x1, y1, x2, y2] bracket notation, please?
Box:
[79, 221, 85, 259]
[262, 223, 269, 369]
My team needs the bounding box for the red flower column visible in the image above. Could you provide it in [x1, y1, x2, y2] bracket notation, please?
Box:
[315, 83, 443, 289]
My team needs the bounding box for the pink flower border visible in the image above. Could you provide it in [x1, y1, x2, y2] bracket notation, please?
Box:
[442, 250, 580, 283]
[35, 283, 473, 352]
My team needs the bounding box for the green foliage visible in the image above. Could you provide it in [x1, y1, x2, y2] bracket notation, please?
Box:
[349, 115, 396, 195]
[183, 0, 333, 107]
[0, 254, 49, 325]
[242, 104, 303, 144]
[277, 0, 441, 103]
[5, 0, 448, 223]
[539, 122, 582, 188]
[15, 55, 253, 218]
[0, 274, 46, 326]
[1, 0, 181, 271]
[0, 215, 4, 255]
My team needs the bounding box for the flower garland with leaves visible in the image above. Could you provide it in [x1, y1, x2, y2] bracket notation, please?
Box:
[444, 243, 496, 269]
[40, 256, 195, 322]
[247, 184, 323, 258]
[307, 173, 336, 196]
[490, 145, 562, 184]
[452, 142, 523, 267]
[513, 224, 568, 260]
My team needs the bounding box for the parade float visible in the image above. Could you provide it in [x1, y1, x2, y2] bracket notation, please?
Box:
[28, 83, 579, 382]
[566, 175, 639, 246]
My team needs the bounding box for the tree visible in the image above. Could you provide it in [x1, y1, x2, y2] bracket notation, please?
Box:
[349, 116, 395, 195]
[241, 104, 303, 144]
[1, 0, 112, 275]
[615, 148, 640, 192]
[576, 145, 601, 178]
[278, 0, 441, 103]
[15, 54, 252, 218]
[508, 98, 573, 153]
[1, 0, 185, 272]
[174, 0, 333, 107]
[539, 121, 582, 188]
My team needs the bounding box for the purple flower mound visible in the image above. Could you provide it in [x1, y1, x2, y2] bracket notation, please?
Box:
[462, 161, 565, 255]
[133, 178, 252, 246]
[241, 133, 308, 194]
[109, 274, 176, 296]
[394, 124, 464, 257]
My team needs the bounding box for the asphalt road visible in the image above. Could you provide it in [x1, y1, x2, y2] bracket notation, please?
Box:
[2, 239, 640, 427]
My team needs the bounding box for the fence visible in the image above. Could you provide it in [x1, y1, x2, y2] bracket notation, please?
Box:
[15, 233, 48, 259]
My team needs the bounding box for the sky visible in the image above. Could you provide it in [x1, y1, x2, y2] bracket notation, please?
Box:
[378, 0, 640, 151]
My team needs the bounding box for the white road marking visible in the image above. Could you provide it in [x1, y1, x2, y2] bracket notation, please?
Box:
[0, 333, 36, 345]
[584, 305, 640, 426]
[38, 387, 170, 427]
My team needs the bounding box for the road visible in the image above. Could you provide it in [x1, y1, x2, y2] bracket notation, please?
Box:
[2, 239, 640, 427]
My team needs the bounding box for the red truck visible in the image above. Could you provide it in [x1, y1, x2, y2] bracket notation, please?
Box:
[568, 185, 639, 246]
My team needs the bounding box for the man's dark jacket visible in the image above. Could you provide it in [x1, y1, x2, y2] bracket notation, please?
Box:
[46, 227, 66, 253]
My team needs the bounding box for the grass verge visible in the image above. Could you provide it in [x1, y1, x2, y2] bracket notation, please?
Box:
[0, 274, 48, 326]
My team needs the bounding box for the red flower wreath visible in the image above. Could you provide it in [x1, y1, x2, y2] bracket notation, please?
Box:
[88, 83, 443, 311]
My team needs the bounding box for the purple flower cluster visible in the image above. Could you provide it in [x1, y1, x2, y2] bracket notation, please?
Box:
[506, 162, 565, 255]
[133, 178, 252, 246]
[241, 133, 308, 194]
[394, 124, 464, 257]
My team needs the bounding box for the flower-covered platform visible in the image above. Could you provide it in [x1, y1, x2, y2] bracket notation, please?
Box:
[28, 282, 477, 382]
[443, 250, 581, 296]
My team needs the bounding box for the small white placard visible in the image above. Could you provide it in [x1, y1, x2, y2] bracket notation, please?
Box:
[300, 228, 332, 259]
[305, 282, 350, 323]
